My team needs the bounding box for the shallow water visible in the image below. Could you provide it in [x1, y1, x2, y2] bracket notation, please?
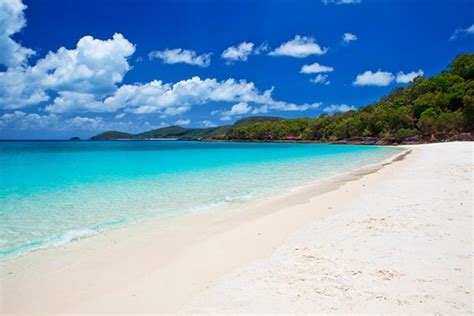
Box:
[0, 140, 400, 258]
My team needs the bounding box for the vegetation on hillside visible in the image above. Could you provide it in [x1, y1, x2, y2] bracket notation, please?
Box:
[224, 54, 473, 143]
[91, 131, 135, 140]
[91, 117, 279, 140]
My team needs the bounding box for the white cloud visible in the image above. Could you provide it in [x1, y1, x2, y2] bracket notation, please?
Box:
[148, 48, 211, 67]
[322, 0, 361, 4]
[254, 42, 270, 55]
[301, 63, 333, 85]
[300, 62, 334, 74]
[46, 76, 319, 116]
[201, 120, 216, 128]
[0, 68, 49, 109]
[260, 100, 321, 112]
[226, 102, 252, 115]
[449, 24, 474, 40]
[0, 111, 59, 130]
[396, 69, 424, 83]
[160, 106, 190, 117]
[310, 74, 330, 85]
[115, 113, 125, 119]
[1, 33, 135, 109]
[269, 35, 327, 58]
[0, 110, 147, 133]
[99, 77, 272, 115]
[353, 70, 394, 86]
[342, 32, 357, 44]
[45, 91, 118, 113]
[252, 105, 269, 114]
[174, 118, 190, 126]
[323, 104, 356, 113]
[221, 42, 254, 62]
[219, 102, 252, 121]
[221, 41, 270, 63]
[0, 0, 35, 67]
[37, 33, 135, 94]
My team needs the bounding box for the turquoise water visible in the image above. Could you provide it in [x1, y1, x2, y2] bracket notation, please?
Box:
[0, 141, 400, 259]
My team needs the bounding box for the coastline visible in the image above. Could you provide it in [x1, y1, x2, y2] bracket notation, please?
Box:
[186, 142, 473, 313]
[0, 142, 472, 313]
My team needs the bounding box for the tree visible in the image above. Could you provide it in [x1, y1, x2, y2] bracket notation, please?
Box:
[449, 53, 474, 80]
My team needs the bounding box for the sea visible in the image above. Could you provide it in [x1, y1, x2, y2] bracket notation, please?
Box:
[0, 140, 401, 259]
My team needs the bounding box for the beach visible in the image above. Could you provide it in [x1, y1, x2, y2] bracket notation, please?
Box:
[0, 142, 472, 314]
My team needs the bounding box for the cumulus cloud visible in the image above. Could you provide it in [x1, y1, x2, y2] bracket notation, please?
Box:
[322, 0, 361, 4]
[396, 70, 424, 83]
[342, 32, 357, 44]
[45, 76, 320, 116]
[0, 68, 49, 109]
[0, 0, 35, 67]
[254, 42, 270, 55]
[148, 48, 211, 67]
[1, 33, 135, 109]
[0, 111, 59, 130]
[449, 24, 474, 40]
[323, 104, 356, 113]
[219, 102, 252, 120]
[353, 70, 394, 86]
[201, 120, 216, 128]
[45, 91, 117, 113]
[160, 106, 190, 117]
[221, 41, 270, 63]
[221, 42, 254, 63]
[310, 74, 330, 85]
[226, 102, 252, 115]
[301, 63, 333, 85]
[37, 33, 135, 94]
[252, 105, 269, 114]
[300, 62, 334, 74]
[353, 69, 424, 86]
[269, 35, 327, 58]
[0, 110, 149, 133]
[174, 118, 190, 126]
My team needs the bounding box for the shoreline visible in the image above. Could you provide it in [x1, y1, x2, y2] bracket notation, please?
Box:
[0, 145, 407, 313]
[1, 142, 471, 313]
[186, 142, 473, 313]
[3, 138, 472, 147]
[0, 144, 403, 262]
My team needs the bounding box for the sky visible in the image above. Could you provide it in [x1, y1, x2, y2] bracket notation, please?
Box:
[0, 0, 473, 139]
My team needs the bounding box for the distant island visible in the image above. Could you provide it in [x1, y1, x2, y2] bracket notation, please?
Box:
[92, 54, 473, 145]
[91, 116, 283, 141]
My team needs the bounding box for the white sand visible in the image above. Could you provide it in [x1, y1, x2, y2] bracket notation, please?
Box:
[186, 142, 473, 314]
[0, 142, 472, 314]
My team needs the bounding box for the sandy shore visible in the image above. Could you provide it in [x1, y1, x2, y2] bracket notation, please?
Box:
[1, 142, 472, 314]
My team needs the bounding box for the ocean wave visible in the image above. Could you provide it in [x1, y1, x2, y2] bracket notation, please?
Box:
[0, 218, 126, 260]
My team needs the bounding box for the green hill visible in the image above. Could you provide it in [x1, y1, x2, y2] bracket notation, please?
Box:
[233, 116, 283, 127]
[134, 125, 231, 140]
[90, 116, 281, 140]
[91, 131, 134, 140]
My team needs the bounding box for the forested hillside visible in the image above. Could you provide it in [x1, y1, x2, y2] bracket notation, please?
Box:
[223, 54, 473, 144]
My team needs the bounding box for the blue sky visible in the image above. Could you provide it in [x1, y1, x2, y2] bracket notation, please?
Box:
[0, 0, 473, 139]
